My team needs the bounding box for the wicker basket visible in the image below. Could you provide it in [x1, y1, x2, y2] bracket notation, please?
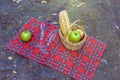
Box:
[59, 10, 87, 50]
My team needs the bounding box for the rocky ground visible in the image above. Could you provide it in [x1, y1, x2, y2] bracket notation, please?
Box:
[0, 0, 120, 80]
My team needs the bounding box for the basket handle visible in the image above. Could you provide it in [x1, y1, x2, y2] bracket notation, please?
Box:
[59, 10, 70, 37]
[69, 19, 83, 28]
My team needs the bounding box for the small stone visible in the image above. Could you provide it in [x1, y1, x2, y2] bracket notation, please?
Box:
[103, 72, 106, 74]
[20, 20, 22, 24]
[101, 59, 107, 64]
[13, 64, 17, 67]
[8, 56, 13, 60]
[17, 0, 22, 3]
[12, 0, 22, 3]
[112, 30, 115, 33]
[17, 5, 24, 10]
[115, 25, 119, 29]
[52, 13, 57, 15]
[41, 0, 47, 4]
[26, 16, 29, 18]
[16, 0, 21, 3]
[12, 71, 17, 74]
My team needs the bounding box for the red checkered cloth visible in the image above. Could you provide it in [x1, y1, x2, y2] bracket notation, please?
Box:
[5, 18, 107, 80]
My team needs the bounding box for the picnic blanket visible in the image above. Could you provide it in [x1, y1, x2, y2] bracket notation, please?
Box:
[6, 18, 107, 80]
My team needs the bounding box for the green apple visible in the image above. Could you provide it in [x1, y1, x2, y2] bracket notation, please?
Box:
[20, 30, 32, 42]
[69, 30, 81, 43]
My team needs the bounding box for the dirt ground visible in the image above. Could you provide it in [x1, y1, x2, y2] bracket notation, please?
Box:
[0, 0, 120, 80]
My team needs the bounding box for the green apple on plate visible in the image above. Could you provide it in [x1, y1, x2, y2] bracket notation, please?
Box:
[20, 30, 32, 42]
[69, 30, 81, 43]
